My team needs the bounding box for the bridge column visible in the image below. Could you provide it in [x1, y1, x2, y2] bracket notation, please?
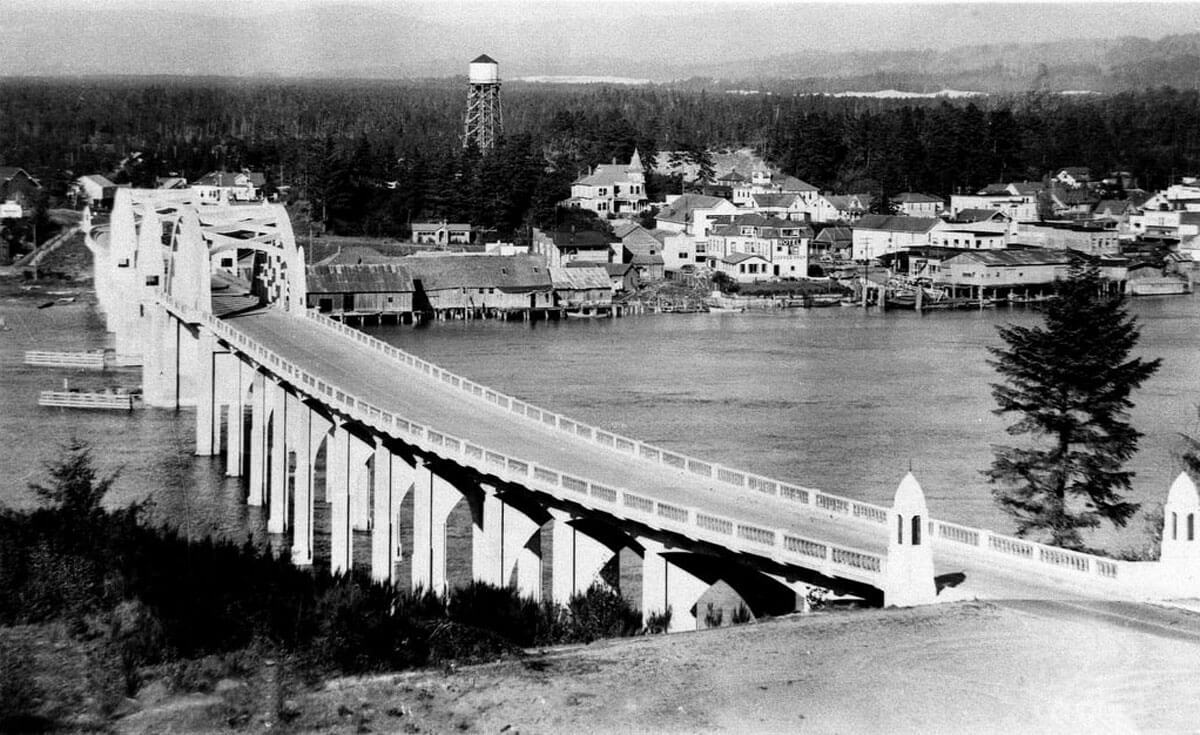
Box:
[142, 306, 179, 408]
[285, 395, 312, 564]
[472, 486, 545, 600]
[297, 409, 333, 567]
[411, 462, 461, 595]
[640, 538, 709, 633]
[549, 509, 613, 603]
[328, 425, 373, 574]
[372, 445, 415, 584]
[225, 360, 252, 477]
[194, 330, 218, 456]
[247, 372, 267, 506]
[884, 473, 937, 607]
[267, 380, 288, 534]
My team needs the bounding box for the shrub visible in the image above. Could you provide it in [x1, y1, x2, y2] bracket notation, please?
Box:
[0, 638, 46, 733]
[643, 607, 672, 635]
[562, 583, 642, 643]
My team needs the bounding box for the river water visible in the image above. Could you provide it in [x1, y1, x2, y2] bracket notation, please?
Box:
[2, 289, 1197, 551]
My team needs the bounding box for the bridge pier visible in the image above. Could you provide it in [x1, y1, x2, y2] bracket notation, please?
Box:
[410, 462, 461, 595]
[640, 537, 709, 633]
[247, 373, 267, 506]
[194, 330, 218, 456]
[325, 424, 374, 575]
[471, 485, 547, 600]
[370, 442, 415, 584]
[549, 509, 614, 603]
[267, 380, 288, 533]
[142, 305, 179, 408]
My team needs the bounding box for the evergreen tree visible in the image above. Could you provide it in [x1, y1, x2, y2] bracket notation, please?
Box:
[985, 264, 1161, 549]
[28, 438, 115, 519]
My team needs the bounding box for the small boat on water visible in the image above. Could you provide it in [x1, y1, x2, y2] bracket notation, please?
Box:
[565, 311, 604, 319]
[707, 304, 744, 313]
[805, 293, 844, 308]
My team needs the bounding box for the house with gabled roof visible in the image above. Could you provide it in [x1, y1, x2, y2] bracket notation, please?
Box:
[811, 225, 853, 262]
[893, 192, 945, 217]
[706, 213, 812, 278]
[411, 220, 474, 247]
[403, 253, 554, 315]
[613, 222, 665, 281]
[192, 170, 266, 203]
[806, 193, 870, 223]
[530, 227, 617, 267]
[716, 251, 773, 283]
[562, 150, 648, 217]
[851, 214, 941, 261]
[749, 192, 808, 220]
[550, 264, 613, 311]
[731, 168, 819, 208]
[305, 263, 414, 317]
[655, 193, 739, 237]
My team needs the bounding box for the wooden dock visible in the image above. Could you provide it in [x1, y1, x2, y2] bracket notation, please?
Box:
[24, 350, 107, 370]
[38, 390, 135, 411]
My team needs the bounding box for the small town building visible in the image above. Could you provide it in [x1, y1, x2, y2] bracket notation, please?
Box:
[0, 167, 42, 212]
[706, 213, 811, 278]
[403, 254, 554, 318]
[716, 252, 773, 283]
[950, 182, 1041, 222]
[655, 193, 739, 237]
[1054, 167, 1092, 188]
[1016, 222, 1121, 255]
[851, 214, 941, 261]
[811, 225, 853, 262]
[730, 168, 818, 208]
[530, 228, 616, 266]
[613, 222, 666, 281]
[893, 192, 945, 217]
[75, 174, 118, 209]
[749, 192, 809, 221]
[305, 263, 415, 319]
[562, 150, 648, 217]
[411, 220, 473, 247]
[933, 248, 1126, 301]
[550, 264, 613, 313]
[807, 193, 870, 223]
[192, 171, 266, 203]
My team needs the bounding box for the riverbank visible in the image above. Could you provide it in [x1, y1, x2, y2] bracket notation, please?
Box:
[108, 598, 1200, 734]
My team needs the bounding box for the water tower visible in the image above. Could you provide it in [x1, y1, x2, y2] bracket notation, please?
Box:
[463, 54, 502, 152]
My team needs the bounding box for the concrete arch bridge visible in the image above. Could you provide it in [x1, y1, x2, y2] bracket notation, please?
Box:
[84, 189, 1200, 632]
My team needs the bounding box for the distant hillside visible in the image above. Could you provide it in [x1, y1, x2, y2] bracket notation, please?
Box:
[685, 34, 1200, 94]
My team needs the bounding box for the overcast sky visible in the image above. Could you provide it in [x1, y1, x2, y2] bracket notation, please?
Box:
[4, 1, 1200, 78]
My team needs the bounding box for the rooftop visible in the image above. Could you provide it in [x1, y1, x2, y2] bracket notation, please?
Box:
[854, 214, 941, 233]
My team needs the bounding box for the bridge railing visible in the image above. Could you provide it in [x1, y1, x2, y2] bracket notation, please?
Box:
[161, 295, 1127, 589]
[297, 308, 1130, 587]
[301, 311, 892, 523]
[168, 297, 885, 584]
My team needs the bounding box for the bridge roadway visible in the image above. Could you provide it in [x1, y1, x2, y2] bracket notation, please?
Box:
[227, 307, 1119, 602]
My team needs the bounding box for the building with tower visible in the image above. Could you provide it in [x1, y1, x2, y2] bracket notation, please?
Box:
[562, 150, 649, 217]
[463, 54, 502, 151]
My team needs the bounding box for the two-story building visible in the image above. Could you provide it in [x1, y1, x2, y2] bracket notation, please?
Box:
[851, 214, 942, 261]
[0, 167, 42, 212]
[530, 227, 616, 267]
[1016, 222, 1121, 256]
[192, 171, 266, 203]
[706, 213, 812, 278]
[950, 182, 1042, 222]
[612, 222, 666, 281]
[893, 192, 945, 217]
[730, 168, 819, 208]
[562, 150, 648, 217]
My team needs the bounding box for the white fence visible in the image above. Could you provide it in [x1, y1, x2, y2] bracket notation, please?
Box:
[39, 390, 134, 410]
[25, 350, 106, 370]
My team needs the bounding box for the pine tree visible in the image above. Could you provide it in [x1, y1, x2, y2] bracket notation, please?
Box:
[28, 438, 116, 519]
[985, 264, 1161, 549]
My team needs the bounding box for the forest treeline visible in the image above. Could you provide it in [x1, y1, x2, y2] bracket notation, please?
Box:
[4, 78, 1200, 238]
